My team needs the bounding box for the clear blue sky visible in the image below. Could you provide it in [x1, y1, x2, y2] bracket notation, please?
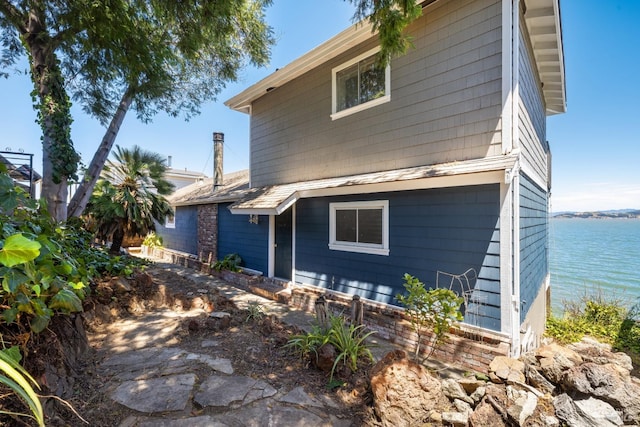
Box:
[1, 0, 638, 213]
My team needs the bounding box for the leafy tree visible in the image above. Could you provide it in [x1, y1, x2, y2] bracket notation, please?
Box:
[0, 0, 421, 221]
[86, 145, 174, 254]
[0, 0, 274, 221]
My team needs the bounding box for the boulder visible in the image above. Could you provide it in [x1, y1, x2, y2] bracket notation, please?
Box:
[470, 386, 486, 404]
[505, 386, 537, 426]
[525, 364, 555, 394]
[442, 411, 469, 426]
[562, 362, 640, 422]
[442, 378, 474, 405]
[568, 337, 633, 371]
[370, 350, 448, 427]
[469, 400, 507, 427]
[489, 356, 525, 384]
[535, 342, 582, 383]
[553, 393, 623, 427]
[458, 377, 484, 395]
[314, 343, 336, 373]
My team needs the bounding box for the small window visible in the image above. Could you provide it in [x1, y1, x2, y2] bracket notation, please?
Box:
[331, 47, 390, 120]
[165, 214, 175, 229]
[329, 201, 389, 255]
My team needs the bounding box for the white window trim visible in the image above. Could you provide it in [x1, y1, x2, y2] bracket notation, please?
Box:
[165, 213, 175, 229]
[331, 47, 391, 120]
[329, 200, 389, 256]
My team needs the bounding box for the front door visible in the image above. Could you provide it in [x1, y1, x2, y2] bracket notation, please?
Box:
[274, 207, 292, 280]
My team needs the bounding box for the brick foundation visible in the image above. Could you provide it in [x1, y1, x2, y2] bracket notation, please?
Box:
[144, 246, 510, 372]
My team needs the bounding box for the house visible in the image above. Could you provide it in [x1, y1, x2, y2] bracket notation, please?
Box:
[158, 0, 565, 360]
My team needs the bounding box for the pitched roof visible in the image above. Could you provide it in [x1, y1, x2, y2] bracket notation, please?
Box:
[226, 0, 565, 116]
[168, 169, 249, 206]
[229, 155, 518, 215]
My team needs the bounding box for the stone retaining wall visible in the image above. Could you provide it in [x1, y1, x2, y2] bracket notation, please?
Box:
[143, 246, 510, 372]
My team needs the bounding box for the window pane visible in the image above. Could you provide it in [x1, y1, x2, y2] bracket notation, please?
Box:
[359, 56, 386, 104]
[336, 64, 359, 112]
[336, 209, 357, 242]
[358, 209, 382, 244]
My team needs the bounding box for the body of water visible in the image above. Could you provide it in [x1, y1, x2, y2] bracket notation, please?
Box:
[549, 218, 640, 315]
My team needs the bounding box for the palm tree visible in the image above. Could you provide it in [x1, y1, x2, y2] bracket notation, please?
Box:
[86, 145, 174, 253]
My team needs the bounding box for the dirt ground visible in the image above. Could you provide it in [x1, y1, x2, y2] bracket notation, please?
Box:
[1, 266, 375, 426]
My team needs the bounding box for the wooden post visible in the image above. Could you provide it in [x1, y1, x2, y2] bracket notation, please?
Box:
[351, 294, 363, 327]
[315, 295, 328, 328]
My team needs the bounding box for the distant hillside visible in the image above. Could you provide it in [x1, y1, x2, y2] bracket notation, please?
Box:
[552, 209, 640, 219]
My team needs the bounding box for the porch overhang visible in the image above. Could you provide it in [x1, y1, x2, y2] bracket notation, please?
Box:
[229, 155, 518, 215]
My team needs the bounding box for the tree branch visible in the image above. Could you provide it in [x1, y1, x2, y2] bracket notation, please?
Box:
[0, 0, 28, 34]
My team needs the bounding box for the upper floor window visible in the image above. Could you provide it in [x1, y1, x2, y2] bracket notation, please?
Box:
[329, 200, 389, 255]
[331, 47, 390, 120]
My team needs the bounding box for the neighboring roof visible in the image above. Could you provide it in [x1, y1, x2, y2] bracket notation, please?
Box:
[524, 0, 566, 115]
[168, 169, 249, 206]
[229, 155, 518, 215]
[225, 0, 566, 116]
[0, 154, 42, 181]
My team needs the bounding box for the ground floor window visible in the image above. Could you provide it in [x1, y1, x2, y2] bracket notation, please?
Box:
[329, 200, 389, 255]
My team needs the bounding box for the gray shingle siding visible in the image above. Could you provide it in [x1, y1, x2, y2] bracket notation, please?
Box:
[249, 0, 503, 188]
[519, 173, 548, 322]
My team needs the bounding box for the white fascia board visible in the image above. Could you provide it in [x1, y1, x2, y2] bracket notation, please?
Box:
[225, 22, 376, 113]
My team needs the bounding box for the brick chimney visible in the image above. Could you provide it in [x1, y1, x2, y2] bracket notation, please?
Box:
[213, 132, 224, 190]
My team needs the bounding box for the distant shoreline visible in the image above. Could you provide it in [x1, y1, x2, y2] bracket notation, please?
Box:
[552, 209, 640, 219]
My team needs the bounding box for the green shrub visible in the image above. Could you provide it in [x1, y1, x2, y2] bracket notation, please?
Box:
[396, 273, 464, 360]
[546, 293, 640, 357]
[142, 232, 163, 248]
[213, 253, 242, 272]
[285, 314, 375, 381]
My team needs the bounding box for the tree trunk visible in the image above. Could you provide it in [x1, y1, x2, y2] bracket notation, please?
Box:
[110, 227, 125, 254]
[23, 9, 78, 222]
[67, 90, 134, 218]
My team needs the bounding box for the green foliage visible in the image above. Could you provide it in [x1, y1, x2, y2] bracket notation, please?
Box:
[349, 0, 423, 66]
[546, 293, 640, 356]
[85, 145, 174, 253]
[245, 300, 265, 323]
[0, 346, 44, 426]
[326, 315, 375, 380]
[214, 253, 243, 272]
[396, 273, 464, 360]
[142, 232, 164, 249]
[285, 314, 375, 381]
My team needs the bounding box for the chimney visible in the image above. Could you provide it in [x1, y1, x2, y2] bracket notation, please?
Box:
[167, 155, 172, 168]
[213, 132, 224, 190]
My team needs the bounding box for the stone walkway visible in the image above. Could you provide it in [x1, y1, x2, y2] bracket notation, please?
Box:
[91, 262, 389, 426]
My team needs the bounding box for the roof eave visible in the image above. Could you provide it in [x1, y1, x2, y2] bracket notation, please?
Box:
[224, 21, 376, 113]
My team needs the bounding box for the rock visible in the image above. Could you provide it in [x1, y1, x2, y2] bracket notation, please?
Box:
[111, 276, 132, 294]
[568, 337, 633, 371]
[194, 375, 276, 408]
[469, 401, 507, 427]
[535, 342, 582, 384]
[489, 356, 525, 384]
[370, 350, 448, 427]
[562, 362, 640, 422]
[453, 398, 473, 415]
[553, 393, 623, 427]
[442, 378, 474, 405]
[525, 364, 555, 394]
[442, 411, 469, 426]
[506, 386, 537, 426]
[470, 386, 486, 404]
[459, 377, 484, 394]
[111, 374, 195, 412]
[539, 414, 560, 427]
[315, 343, 337, 373]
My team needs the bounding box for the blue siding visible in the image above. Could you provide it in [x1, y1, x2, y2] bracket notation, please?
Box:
[295, 185, 502, 331]
[218, 203, 269, 274]
[156, 206, 198, 254]
[519, 174, 548, 322]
